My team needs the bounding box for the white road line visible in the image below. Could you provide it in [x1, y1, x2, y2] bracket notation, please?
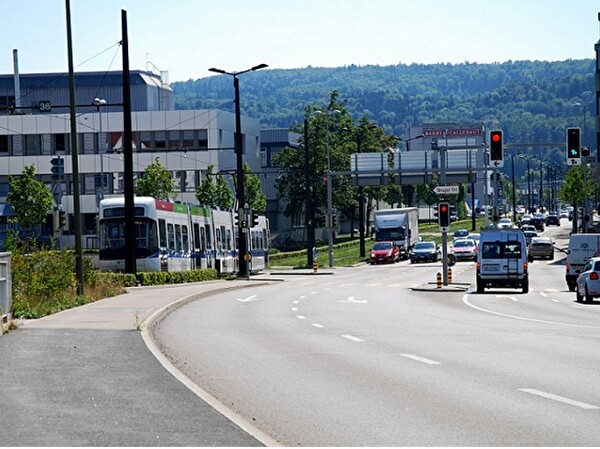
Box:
[387, 283, 403, 288]
[310, 291, 318, 295]
[293, 300, 300, 304]
[236, 295, 258, 303]
[341, 334, 364, 342]
[552, 299, 560, 303]
[399, 353, 441, 365]
[519, 389, 600, 410]
[497, 294, 519, 302]
[296, 315, 306, 320]
[463, 294, 598, 329]
[291, 307, 298, 312]
[311, 323, 324, 329]
[539, 292, 549, 297]
[299, 295, 306, 299]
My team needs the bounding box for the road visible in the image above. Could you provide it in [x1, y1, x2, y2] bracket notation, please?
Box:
[152, 219, 600, 446]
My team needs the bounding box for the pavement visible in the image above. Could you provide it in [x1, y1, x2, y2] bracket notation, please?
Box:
[0, 278, 277, 447]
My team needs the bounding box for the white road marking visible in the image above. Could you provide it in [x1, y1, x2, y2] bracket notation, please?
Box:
[399, 353, 441, 365]
[299, 295, 306, 299]
[387, 283, 403, 288]
[311, 323, 324, 329]
[310, 291, 318, 295]
[463, 294, 598, 328]
[519, 389, 600, 410]
[236, 295, 258, 303]
[296, 315, 306, 320]
[341, 334, 364, 342]
[497, 294, 519, 302]
[293, 300, 300, 304]
[337, 296, 367, 304]
[539, 292, 549, 298]
[291, 307, 298, 312]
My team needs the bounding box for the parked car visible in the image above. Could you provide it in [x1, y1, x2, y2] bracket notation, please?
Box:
[410, 240, 441, 263]
[452, 238, 477, 261]
[545, 214, 560, 226]
[370, 241, 400, 264]
[528, 236, 554, 260]
[575, 256, 600, 302]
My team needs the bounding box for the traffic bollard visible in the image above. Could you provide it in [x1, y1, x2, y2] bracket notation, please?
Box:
[436, 272, 442, 288]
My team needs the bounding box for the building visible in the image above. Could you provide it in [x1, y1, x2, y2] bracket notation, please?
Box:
[0, 71, 261, 249]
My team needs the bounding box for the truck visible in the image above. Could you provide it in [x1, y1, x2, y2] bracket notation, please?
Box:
[565, 234, 600, 291]
[373, 207, 419, 260]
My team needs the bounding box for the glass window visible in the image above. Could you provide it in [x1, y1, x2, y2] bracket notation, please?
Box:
[159, 219, 167, 248]
[0, 135, 10, 154]
[168, 130, 181, 150]
[182, 225, 189, 252]
[155, 131, 166, 149]
[25, 134, 41, 155]
[175, 224, 182, 251]
[167, 223, 175, 250]
[182, 130, 196, 149]
[139, 131, 152, 150]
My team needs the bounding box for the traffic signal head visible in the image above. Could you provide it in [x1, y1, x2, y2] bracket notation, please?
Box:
[566, 127, 581, 162]
[234, 210, 240, 227]
[58, 208, 66, 229]
[251, 210, 259, 227]
[50, 156, 65, 181]
[489, 130, 503, 162]
[438, 202, 450, 228]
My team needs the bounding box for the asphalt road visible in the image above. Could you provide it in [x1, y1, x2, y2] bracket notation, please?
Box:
[152, 219, 600, 446]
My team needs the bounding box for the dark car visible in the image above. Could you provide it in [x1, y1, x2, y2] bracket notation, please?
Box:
[546, 214, 560, 226]
[410, 241, 441, 263]
[370, 241, 400, 264]
[530, 217, 545, 232]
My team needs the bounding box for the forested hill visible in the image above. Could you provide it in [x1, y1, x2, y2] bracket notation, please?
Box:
[172, 60, 595, 144]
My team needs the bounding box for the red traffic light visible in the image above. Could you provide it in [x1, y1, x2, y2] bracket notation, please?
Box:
[440, 205, 448, 213]
[491, 133, 501, 143]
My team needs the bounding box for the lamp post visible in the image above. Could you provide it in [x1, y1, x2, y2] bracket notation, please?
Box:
[519, 154, 532, 213]
[208, 63, 268, 278]
[93, 97, 107, 204]
[508, 153, 517, 223]
[314, 109, 341, 268]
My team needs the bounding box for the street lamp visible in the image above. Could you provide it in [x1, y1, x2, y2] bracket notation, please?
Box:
[314, 109, 341, 268]
[519, 154, 532, 213]
[208, 63, 268, 278]
[93, 97, 107, 204]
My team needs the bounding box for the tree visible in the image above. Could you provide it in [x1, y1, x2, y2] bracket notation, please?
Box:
[196, 164, 217, 206]
[242, 163, 267, 213]
[7, 164, 53, 234]
[135, 157, 176, 200]
[215, 172, 234, 210]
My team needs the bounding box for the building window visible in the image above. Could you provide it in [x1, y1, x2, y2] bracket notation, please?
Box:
[25, 134, 41, 155]
[155, 131, 166, 149]
[198, 129, 208, 149]
[182, 130, 196, 149]
[139, 131, 152, 150]
[168, 130, 181, 150]
[0, 135, 10, 154]
[54, 134, 68, 153]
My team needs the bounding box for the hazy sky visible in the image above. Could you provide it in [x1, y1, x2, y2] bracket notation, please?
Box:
[1, 0, 598, 82]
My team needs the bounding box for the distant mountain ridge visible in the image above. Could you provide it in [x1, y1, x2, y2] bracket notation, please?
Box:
[171, 60, 595, 145]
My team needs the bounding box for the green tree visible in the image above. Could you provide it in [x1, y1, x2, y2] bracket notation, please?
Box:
[215, 172, 234, 210]
[242, 163, 267, 213]
[7, 164, 53, 233]
[196, 164, 217, 206]
[135, 157, 176, 200]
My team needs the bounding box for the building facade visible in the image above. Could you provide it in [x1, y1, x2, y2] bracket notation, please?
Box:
[0, 71, 261, 249]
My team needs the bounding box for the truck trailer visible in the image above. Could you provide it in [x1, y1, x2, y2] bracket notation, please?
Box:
[373, 207, 419, 259]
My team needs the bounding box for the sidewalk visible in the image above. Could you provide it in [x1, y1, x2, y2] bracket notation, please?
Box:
[2, 279, 275, 447]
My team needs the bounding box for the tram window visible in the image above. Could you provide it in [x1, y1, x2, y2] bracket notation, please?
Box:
[148, 221, 158, 249]
[182, 225, 189, 252]
[226, 229, 232, 250]
[134, 220, 146, 248]
[159, 219, 167, 248]
[216, 228, 221, 250]
[199, 226, 206, 251]
[103, 222, 125, 249]
[205, 224, 212, 250]
[175, 224, 182, 251]
[167, 223, 175, 250]
[262, 229, 268, 250]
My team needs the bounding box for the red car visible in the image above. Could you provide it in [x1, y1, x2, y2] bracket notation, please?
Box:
[370, 241, 400, 264]
[451, 238, 478, 261]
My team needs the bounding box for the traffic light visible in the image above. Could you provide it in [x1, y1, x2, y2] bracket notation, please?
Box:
[251, 210, 259, 227]
[438, 202, 450, 228]
[489, 130, 503, 162]
[58, 207, 66, 229]
[50, 156, 64, 181]
[331, 214, 338, 229]
[234, 209, 240, 227]
[566, 127, 581, 163]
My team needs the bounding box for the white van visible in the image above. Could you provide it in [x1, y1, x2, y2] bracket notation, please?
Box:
[476, 229, 528, 293]
[565, 234, 600, 291]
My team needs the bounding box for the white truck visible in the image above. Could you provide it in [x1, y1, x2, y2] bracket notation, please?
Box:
[565, 234, 600, 291]
[373, 207, 419, 260]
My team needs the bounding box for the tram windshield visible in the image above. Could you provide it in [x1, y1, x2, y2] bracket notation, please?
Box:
[100, 218, 158, 251]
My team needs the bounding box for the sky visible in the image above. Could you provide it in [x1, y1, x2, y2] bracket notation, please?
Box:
[1, 0, 599, 83]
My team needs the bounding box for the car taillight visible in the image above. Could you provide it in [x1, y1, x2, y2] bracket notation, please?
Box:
[476, 261, 481, 273]
[591, 272, 599, 280]
[566, 261, 570, 273]
[523, 261, 528, 273]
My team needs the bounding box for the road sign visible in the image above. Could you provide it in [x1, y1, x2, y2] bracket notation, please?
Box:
[433, 185, 459, 195]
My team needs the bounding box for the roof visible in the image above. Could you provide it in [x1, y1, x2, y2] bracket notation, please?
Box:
[0, 70, 168, 90]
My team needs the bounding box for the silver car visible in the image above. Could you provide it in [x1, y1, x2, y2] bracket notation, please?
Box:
[575, 257, 600, 302]
[528, 236, 554, 260]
